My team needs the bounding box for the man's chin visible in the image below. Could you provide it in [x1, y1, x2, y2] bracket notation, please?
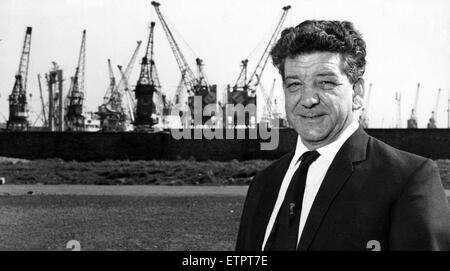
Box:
[297, 129, 330, 146]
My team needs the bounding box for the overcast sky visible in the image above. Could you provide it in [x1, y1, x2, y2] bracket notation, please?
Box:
[0, 0, 449, 128]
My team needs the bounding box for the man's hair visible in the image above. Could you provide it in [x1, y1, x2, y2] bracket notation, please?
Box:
[270, 20, 366, 84]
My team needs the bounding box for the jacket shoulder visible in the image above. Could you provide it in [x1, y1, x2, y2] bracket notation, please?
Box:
[367, 136, 433, 173]
[365, 136, 441, 193]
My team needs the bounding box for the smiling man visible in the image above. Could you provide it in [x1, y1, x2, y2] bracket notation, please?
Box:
[236, 20, 450, 251]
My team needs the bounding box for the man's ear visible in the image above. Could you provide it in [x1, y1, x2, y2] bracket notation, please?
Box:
[352, 78, 365, 110]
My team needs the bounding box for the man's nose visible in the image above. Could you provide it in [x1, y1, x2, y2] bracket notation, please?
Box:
[300, 86, 319, 108]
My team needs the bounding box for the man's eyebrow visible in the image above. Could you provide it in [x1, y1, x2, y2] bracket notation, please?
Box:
[315, 71, 339, 77]
[284, 75, 301, 80]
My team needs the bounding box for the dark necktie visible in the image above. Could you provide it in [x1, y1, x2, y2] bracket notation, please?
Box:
[265, 150, 320, 250]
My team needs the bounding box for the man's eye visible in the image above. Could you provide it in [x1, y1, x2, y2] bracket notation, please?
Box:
[319, 81, 336, 89]
[286, 82, 302, 88]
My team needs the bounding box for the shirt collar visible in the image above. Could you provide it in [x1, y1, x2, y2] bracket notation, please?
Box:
[294, 120, 359, 164]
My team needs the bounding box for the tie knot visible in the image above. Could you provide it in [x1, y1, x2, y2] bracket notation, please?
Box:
[299, 150, 320, 168]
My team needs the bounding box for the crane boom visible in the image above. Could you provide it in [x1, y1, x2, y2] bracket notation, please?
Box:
[395, 91, 402, 128]
[413, 83, 420, 114]
[114, 41, 142, 103]
[260, 78, 276, 118]
[37, 74, 48, 127]
[65, 30, 86, 131]
[434, 88, 442, 116]
[118, 65, 135, 122]
[76, 30, 86, 95]
[102, 59, 116, 104]
[247, 5, 291, 92]
[17, 27, 32, 94]
[257, 74, 273, 114]
[151, 1, 196, 90]
[7, 26, 32, 130]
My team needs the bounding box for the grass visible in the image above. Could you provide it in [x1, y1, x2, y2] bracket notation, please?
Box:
[0, 158, 272, 186]
[0, 158, 449, 188]
[0, 194, 244, 251]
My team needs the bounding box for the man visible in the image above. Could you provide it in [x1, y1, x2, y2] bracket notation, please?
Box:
[236, 20, 450, 251]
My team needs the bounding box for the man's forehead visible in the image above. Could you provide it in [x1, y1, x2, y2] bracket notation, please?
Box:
[284, 52, 344, 77]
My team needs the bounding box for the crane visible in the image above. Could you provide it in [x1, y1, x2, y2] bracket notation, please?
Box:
[65, 30, 86, 131]
[37, 74, 48, 127]
[247, 5, 291, 94]
[116, 40, 142, 110]
[151, 1, 196, 92]
[229, 5, 291, 127]
[96, 58, 126, 131]
[152, 1, 217, 126]
[259, 78, 276, 127]
[359, 83, 372, 128]
[118, 65, 135, 123]
[447, 89, 450, 128]
[97, 41, 141, 131]
[133, 21, 161, 130]
[102, 59, 116, 105]
[7, 26, 32, 131]
[427, 88, 441, 128]
[407, 83, 420, 128]
[395, 91, 402, 128]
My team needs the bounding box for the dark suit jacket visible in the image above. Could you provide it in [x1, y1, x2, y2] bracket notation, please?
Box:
[236, 127, 450, 250]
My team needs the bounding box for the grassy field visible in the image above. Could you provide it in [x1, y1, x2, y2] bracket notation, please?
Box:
[0, 193, 244, 251]
[0, 157, 449, 251]
[0, 158, 449, 188]
[0, 158, 272, 186]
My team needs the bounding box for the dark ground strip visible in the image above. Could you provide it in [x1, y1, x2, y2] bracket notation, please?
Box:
[0, 195, 244, 251]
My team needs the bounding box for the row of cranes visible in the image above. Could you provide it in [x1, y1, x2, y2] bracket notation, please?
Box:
[3, 2, 292, 132]
[226, 5, 291, 128]
[6, 27, 89, 132]
[95, 1, 291, 131]
[359, 83, 449, 129]
[404, 85, 445, 129]
[7, 2, 446, 132]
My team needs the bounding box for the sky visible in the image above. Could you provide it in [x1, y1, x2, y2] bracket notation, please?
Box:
[0, 0, 449, 128]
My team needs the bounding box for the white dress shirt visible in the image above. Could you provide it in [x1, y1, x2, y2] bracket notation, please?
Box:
[262, 120, 359, 250]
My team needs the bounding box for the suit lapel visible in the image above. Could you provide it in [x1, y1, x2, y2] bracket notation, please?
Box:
[253, 150, 295, 250]
[297, 126, 369, 250]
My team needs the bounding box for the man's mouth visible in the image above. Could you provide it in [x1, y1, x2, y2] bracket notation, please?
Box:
[300, 114, 325, 119]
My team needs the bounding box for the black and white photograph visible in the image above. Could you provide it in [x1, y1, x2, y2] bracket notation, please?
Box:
[0, 0, 449, 256]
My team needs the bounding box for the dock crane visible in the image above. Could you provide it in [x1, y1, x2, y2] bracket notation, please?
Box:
[133, 21, 161, 130]
[96, 59, 126, 131]
[65, 30, 86, 131]
[151, 1, 217, 126]
[229, 5, 291, 127]
[118, 66, 136, 124]
[97, 41, 142, 131]
[395, 91, 402, 128]
[7, 26, 32, 131]
[359, 83, 372, 128]
[117, 41, 142, 116]
[407, 83, 420, 128]
[103, 59, 117, 106]
[427, 88, 441, 128]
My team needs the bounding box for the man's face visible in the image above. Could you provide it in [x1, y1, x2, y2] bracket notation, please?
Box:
[283, 52, 361, 149]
